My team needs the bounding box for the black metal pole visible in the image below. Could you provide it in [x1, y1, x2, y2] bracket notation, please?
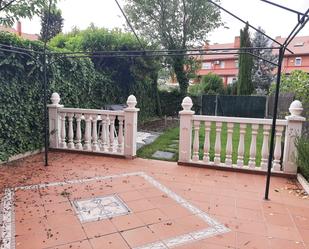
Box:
[43, 0, 52, 166]
[264, 47, 284, 200]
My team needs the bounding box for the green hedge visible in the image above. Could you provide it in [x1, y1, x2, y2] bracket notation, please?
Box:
[296, 137, 309, 181]
[0, 30, 159, 161]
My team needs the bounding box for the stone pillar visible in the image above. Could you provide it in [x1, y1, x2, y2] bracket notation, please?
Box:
[47, 93, 63, 148]
[282, 100, 305, 173]
[124, 95, 139, 159]
[179, 97, 194, 163]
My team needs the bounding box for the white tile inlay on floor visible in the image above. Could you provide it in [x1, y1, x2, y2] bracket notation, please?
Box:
[1, 171, 230, 249]
[73, 194, 130, 223]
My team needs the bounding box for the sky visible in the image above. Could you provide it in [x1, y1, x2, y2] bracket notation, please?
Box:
[20, 0, 309, 44]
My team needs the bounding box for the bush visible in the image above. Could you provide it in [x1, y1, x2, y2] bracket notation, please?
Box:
[188, 73, 225, 96]
[296, 137, 309, 181]
[0, 29, 160, 161]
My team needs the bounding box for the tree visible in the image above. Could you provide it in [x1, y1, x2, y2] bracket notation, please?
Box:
[40, 5, 63, 42]
[124, 0, 222, 96]
[252, 27, 276, 94]
[237, 23, 254, 95]
[0, 0, 57, 26]
[189, 73, 225, 96]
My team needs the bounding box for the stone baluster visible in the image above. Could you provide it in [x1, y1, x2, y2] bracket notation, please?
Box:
[117, 116, 124, 153]
[273, 125, 284, 171]
[124, 95, 139, 158]
[106, 116, 110, 147]
[92, 114, 99, 151]
[214, 122, 222, 165]
[283, 100, 305, 173]
[261, 124, 271, 170]
[225, 123, 234, 166]
[59, 112, 67, 149]
[203, 121, 211, 163]
[109, 115, 115, 152]
[192, 120, 200, 161]
[248, 124, 259, 168]
[178, 97, 194, 163]
[75, 113, 83, 150]
[67, 113, 75, 149]
[47, 93, 63, 148]
[83, 114, 92, 151]
[100, 115, 108, 151]
[237, 124, 246, 167]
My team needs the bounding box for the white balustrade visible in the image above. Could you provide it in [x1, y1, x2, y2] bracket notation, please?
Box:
[178, 97, 305, 175]
[48, 93, 139, 158]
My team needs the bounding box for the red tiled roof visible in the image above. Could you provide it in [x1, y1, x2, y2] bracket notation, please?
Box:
[274, 36, 309, 55]
[0, 25, 39, 41]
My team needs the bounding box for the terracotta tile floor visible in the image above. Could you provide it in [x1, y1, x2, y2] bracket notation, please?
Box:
[0, 151, 309, 249]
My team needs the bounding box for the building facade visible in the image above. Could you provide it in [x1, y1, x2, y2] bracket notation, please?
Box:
[196, 36, 309, 86]
[0, 21, 39, 41]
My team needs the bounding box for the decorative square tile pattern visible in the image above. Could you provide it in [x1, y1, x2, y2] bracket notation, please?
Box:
[73, 195, 130, 223]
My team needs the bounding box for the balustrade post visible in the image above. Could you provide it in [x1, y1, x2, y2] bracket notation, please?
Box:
[192, 120, 200, 161]
[179, 97, 194, 163]
[261, 124, 271, 170]
[75, 113, 83, 150]
[84, 114, 92, 151]
[203, 121, 211, 163]
[124, 95, 139, 159]
[273, 125, 284, 171]
[92, 115, 99, 151]
[214, 122, 222, 165]
[67, 113, 75, 149]
[237, 124, 246, 167]
[282, 100, 305, 173]
[225, 123, 234, 166]
[248, 124, 259, 168]
[117, 116, 124, 153]
[47, 93, 63, 148]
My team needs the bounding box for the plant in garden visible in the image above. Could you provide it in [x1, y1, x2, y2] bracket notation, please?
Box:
[40, 4, 63, 42]
[252, 27, 276, 94]
[270, 70, 309, 118]
[124, 0, 222, 96]
[189, 73, 225, 96]
[237, 23, 254, 95]
[0, 0, 57, 26]
[296, 137, 309, 181]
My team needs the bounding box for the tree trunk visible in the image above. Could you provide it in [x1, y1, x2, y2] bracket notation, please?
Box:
[172, 56, 189, 96]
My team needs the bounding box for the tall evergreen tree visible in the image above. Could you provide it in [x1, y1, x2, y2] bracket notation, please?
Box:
[237, 23, 254, 95]
[40, 5, 63, 42]
[252, 27, 276, 94]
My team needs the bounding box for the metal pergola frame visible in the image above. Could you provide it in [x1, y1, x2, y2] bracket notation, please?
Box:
[0, 0, 308, 200]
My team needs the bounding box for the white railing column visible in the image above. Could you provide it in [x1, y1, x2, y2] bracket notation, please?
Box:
[67, 113, 75, 149]
[237, 124, 246, 167]
[109, 116, 115, 152]
[179, 97, 194, 163]
[214, 122, 222, 165]
[248, 124, 259, 168]
[192, 120, 200, 161]
[124, 95, 139, 159]
[47, 93, 63, 148]
[92, 115, 99, 151]
[203, 121, 211, 163]
[117, 116, 124, 153]
[225, 123, 234, 166]
[261, 124, 271, 170]
[59, 112, 67, 149]
[84, 114, 92, 151]
[273, 125, 284, 171]
[282, 100, 305, 173]
[75, 113, 83, 150]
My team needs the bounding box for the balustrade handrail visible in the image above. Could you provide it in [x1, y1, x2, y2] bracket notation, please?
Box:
[59, 107, 124, 116]
[193, 115, 287, 126]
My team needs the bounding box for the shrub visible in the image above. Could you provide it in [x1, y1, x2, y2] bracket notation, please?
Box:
[296, 137, 309, 181]
[189, 73, 225, 96]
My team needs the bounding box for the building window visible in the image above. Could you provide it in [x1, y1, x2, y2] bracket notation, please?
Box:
[227, 77, 237, 85]
[202, 62, 211, 69]
[220, 61, 225, 68]
[235, 60, 239, 68]
[295, 57, 302, 66]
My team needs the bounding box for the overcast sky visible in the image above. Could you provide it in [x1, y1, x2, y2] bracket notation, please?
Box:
[21, 0, 309, 44]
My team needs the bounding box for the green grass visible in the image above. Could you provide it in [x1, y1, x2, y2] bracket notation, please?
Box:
[137, 123, 264, 165]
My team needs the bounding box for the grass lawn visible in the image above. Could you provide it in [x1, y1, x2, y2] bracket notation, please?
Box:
[137, 123, 264, 166]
